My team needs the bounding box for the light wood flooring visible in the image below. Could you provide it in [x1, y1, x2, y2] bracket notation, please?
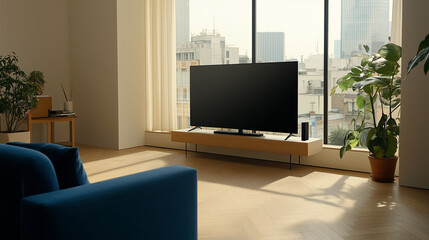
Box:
[79, 145, 429, 240]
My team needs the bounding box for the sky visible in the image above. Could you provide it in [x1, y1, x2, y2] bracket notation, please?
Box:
[189, 0, 392, 59]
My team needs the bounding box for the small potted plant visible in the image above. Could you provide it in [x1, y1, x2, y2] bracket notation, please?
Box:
[331, 43, 401, 182]
[0, 53, 40, 143]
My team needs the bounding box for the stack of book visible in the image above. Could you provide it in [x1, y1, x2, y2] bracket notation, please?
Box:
[48, 110, 76, 117]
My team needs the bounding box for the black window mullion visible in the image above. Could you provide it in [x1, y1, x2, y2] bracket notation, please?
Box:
[324, 0, 329, 144]
[252, 0, 256, 64]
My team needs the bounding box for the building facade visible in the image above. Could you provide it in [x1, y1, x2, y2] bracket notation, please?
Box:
[340, 0, 390, 58]
[256, 32, 285, 62]
[176, 0, 190, 44]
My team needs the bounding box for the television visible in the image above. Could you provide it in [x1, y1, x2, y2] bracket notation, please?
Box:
[190, 61, 298, 136]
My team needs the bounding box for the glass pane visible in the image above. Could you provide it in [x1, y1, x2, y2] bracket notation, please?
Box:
[328, 0, 392, 145]
[175, 0, 252, 129]
[257, 0, 325, 138]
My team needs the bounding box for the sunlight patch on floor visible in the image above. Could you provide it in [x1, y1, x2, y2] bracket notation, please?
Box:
[84, 150, 172, 182]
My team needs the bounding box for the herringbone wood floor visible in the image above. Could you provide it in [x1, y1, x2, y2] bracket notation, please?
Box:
[79, 145, 429, 240]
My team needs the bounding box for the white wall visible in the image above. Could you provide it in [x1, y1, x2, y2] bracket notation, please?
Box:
[0, 0, 71, 142]
[399, 0, 429, 189]
[117, 0, 146, 149]
[68, 0, 120, 149]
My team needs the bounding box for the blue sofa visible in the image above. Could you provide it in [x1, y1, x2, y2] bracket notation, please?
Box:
[0, 143, 197, 240]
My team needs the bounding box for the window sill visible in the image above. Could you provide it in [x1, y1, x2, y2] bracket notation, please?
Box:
[145, 130, 171, 134]
[323, 144, 369, 153]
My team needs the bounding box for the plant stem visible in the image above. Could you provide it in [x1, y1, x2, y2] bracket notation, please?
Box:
[390, 66, 398, 119]
[378, 88, 384, 117]
[392, 104, 401, 113]
[369, 87, 377, 128]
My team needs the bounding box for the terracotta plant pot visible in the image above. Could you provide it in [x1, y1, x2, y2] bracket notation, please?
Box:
[368, 155, 398, 182]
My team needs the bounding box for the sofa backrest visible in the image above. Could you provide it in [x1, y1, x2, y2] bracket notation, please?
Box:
[0, 144, 59, 240]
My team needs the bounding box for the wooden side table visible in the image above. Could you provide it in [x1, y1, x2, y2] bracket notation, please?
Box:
[28, 115, 77, 147]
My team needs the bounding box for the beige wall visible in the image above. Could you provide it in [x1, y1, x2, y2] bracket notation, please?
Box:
[117, 0, 146, 149]
[399, 0, 429, 189]
[0, 0, 71, 142]
[68, 0, 120, 149]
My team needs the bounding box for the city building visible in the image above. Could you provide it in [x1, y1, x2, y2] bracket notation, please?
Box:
[175, 0, 189, 44]
[239, 55, 250, 64]
[256, 32, 285, 62]
[177, 30, 239, 65]
[340, 0, 390, 58]
[176, 30, 240, 128]
[334, 39, 341, 59]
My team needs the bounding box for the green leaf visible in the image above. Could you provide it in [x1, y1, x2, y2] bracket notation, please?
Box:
[363, 45, 370, 53]
[358, 128, 371, 147]
[407, 47, 429, 74]
[349, 138, 359, 148]
[370, 57, 396, 75]
[418, 33, 429, 53]
[351, 67, 362, 75]
[378, 43, 402, 62]
[352, 77, 389, 91]
[366, 128, 376, 146]
[361, 57, 371, 67]
[387, 118, 399, 136]
[356, 95, 365, 109]
[368, 138, 385, 158]
[347, 131, 357, 140]
[340, 146, 347, 159]
[425, 54, 429, 76]
[330, 86, 338, 96]
[385, 135, 398, 158]
[376, 114, 388, 134]
[339, 78, 354, 91]
[339, 144, 352, 159]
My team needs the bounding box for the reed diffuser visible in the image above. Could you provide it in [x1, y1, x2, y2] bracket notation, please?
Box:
[61, 83, 73, 112]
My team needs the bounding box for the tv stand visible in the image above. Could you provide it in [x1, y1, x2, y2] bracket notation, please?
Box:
[171, 129, 322, 169]
[284, 133, 297, 141]
[214, 129, 263, 137]
[188, 126, 201, 132]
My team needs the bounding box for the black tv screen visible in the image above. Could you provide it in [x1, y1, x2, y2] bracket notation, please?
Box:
[190, 62, 298, 134]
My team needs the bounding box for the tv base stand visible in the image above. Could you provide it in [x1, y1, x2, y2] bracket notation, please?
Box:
[284, 133, 297, 141]
[171, 129, 322, 170]
[188, 126, 201, 132]
[214, 129, 263, 137]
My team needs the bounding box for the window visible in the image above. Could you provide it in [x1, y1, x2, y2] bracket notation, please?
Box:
[175, 0, 251, 129]
[175, 0, 396, 145]
[328, 0, 393, 145]
[257, 0, 324, 138]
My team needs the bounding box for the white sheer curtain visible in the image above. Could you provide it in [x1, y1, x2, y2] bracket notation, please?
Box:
[144, 0, 177, 131]
[391, 0, 402, 46]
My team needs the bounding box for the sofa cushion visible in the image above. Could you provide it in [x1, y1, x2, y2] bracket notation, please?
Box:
[8, 142, 89, 189]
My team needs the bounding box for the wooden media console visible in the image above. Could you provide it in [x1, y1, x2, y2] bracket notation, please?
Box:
[171, 129, 323, 169]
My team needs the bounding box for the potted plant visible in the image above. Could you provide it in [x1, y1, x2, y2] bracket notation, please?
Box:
[331, 43, 401, 182]
[0, 53, 39, 143]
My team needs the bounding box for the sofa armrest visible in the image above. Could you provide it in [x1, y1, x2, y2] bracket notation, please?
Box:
[21, 165, 197, 240]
